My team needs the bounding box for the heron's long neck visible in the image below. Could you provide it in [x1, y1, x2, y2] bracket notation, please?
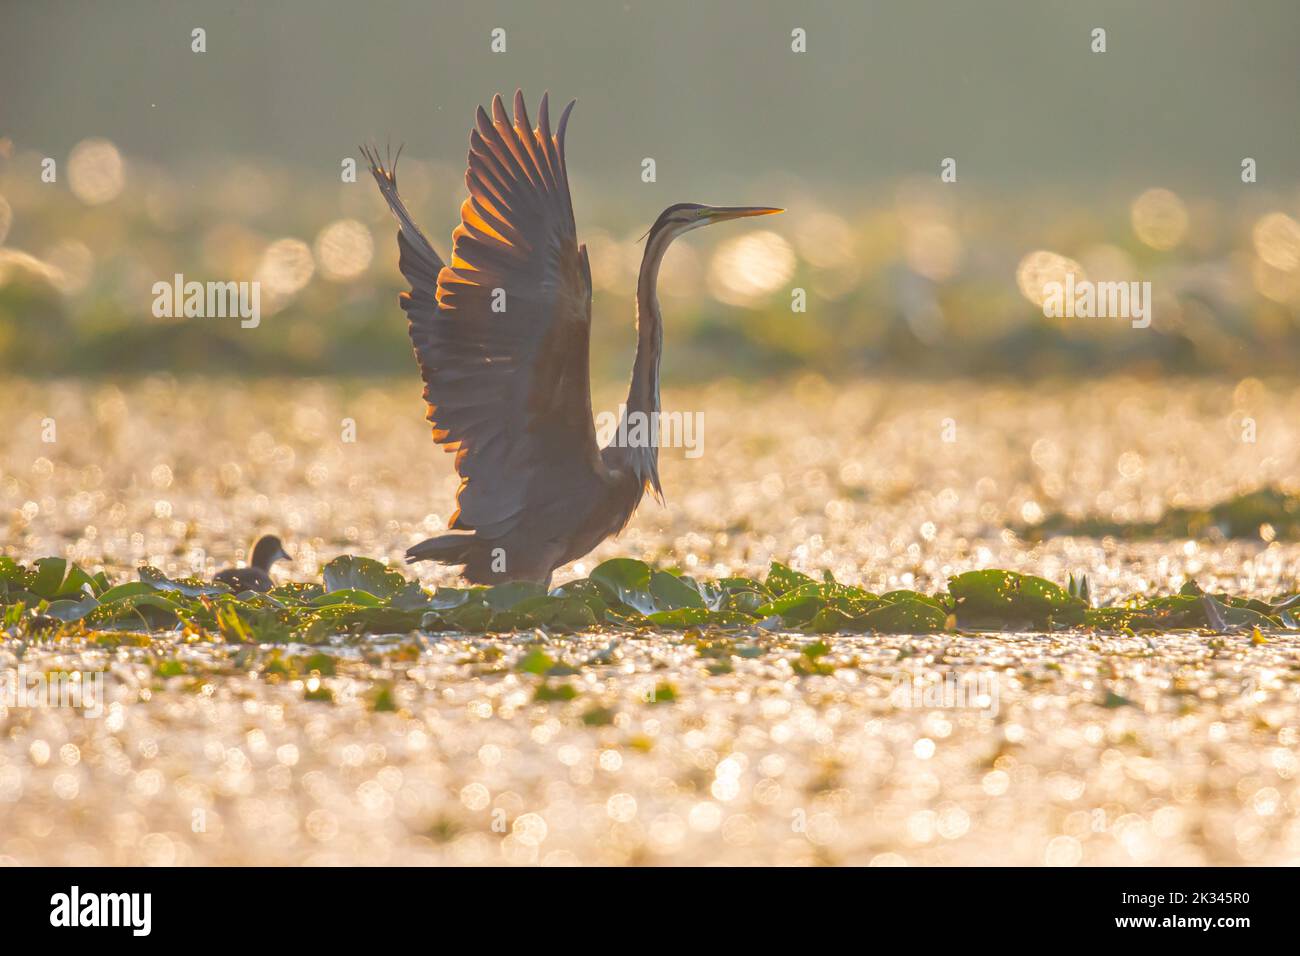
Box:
[627, 230, 670, 419]
[619, 227, 672, 494]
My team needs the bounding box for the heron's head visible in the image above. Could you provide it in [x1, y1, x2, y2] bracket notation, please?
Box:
[250, 534, 291, 570]
[646, 202, 783, 246]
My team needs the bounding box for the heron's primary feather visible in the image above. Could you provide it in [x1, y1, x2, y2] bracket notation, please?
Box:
[364, 92, 606, 547]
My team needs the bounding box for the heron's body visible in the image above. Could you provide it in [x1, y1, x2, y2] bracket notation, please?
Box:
[364, 92, 779, 588]
[407, 457, 643, 584]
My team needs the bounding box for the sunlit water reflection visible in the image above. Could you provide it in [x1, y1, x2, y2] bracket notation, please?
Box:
[2, 376, 1299, 864]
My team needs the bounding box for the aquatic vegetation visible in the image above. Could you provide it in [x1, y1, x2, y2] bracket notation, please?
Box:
[1024, 487, 1300, 542]
[3, 554, 1296, 642]
[4, 379, 1300, 865]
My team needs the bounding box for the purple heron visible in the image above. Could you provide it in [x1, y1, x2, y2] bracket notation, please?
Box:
[363, 91, 781, 587]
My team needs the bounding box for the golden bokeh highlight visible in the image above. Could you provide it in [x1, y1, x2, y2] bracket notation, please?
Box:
[707, 230, 796, 306]
[904, 219, 964, 282]
[1251, 257, 1300, 305]
[314, 218, 374, 281]
[257, 238, 315, 295]
[0, 248, 63, 288]
[67, 138, 126, 206]
[44, 239, 95, 295]
[1079, 243, 1137, 283]
[1130, 187, 1188, 250]
[1252, 212, 1300, 272]
[1015, 250, 1084, 307]
[201, 222, 264, 277]
[793, 211, 857, 270]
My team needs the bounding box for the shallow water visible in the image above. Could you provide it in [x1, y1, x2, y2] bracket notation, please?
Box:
[2, 376, 1299, 864]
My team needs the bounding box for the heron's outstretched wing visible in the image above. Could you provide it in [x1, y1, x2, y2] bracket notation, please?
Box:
[360, 143, 445, 324]
[367, 92, 603, 541]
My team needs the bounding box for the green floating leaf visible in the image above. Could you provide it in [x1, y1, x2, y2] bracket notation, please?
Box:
[321, 555, 406, 599]
[878, 589, 943, 610]
[855, 598, 949, 634]
[694, 579, 726, 611]
[949, 570, 1085, 628]
[754, 585, 821, 623]
[155, 659, 186, 678]
[535, 683, 577, 702]
[430, 587, 473, 610]
[91, 592, 183, 628]
[138, 566, 230, 597]
[484, 581, 548, 611]
[649, 570, 705, 611]
[756, 581, 870, 625]
[304, 653, 337, 676]
[646, 682, 677, 703]
[582, 706, 616, 726]
[603, 606, 649, 628]
[442, 600, 492, 632]
[765, 562, 815, 596]
[29, 557, 99, 600]
[304, 684, 334, 703]
[390, 582, 434, 610]
[333, 606, 427, 633]
[719, 577, 773, 614]
[199, 599, 291, 643]
[719, 576, 770, 594]
[44, 594, 100, 622]
[805, 607, 856, 633]
[645, 607, 753, 628]
[549, 578, 610, 617]
[97, 581, 160, 603]
[792, 642, 835, 675]
[269, 582, 325, 603]
[311, 588, 384, 608]
[517, 595, 598, 630]
[1088, 590, 1275, 632]
[0, 557, 25, 587]
[590, 558, 657, 615]
[516, 648, 555, 675]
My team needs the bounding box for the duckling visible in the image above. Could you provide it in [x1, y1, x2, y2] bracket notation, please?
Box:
[214, 535, 290, 594]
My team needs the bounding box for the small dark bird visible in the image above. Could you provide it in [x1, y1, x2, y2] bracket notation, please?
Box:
[214, 535, 290, 593]
[363, 91, 781, 588]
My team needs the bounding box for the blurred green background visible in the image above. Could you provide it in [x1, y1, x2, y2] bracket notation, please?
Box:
[0, 0, 1298, 380]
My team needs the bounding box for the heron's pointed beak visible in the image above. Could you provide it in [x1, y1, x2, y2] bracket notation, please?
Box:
[705, 206, 784, 222]
[276, 547, 291, 564]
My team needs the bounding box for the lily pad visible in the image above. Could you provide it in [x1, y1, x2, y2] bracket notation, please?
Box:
[484, 580, 548, 610]
[591, 558, 657, 615]
[29, 558, 102, 600]
[138, 566, 230, 597]
[44, 594, 100, 622]
[765, 562, 815, 596]
[949, 570, 1086, 628]
[649, 570, 705, 610]
[855, 598, 949, 634]
[322, 555, 406, 599]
